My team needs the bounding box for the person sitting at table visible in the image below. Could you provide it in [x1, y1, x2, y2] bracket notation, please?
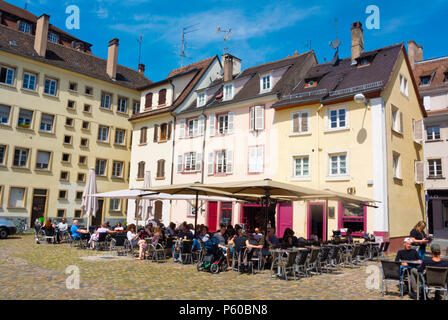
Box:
[56, 218, 68, 243]
[70, 220, 90, 241]
[239, 233, 264, 273]
[253, 228, 263, 242]
[126, 224, 145, 260]
[89, 223, 117, 249]
[282, 228, 299, 248]
[213, 225, 231, 268]
[41, 219, 56, 243]
[193, 226, 210, 251]
[114, 222, 124, 232]
[395, 237, 421, 294]
[179, 224, 194, 240]
[410, 243, 448, 300]
[165, 222, 176, 237]
[410, 221, 431, 260]
[152, 226, 162, 246]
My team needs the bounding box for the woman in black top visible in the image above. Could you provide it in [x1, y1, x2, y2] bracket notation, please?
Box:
[410, 220, 430, 259]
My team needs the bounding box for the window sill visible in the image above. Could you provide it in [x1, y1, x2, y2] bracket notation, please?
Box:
[64, 125, 75, 129]
[155, 177, 166, 180]
[11, 166, 30, 170]
[0, 123, 12, 128]
[117, 111, 129, 116]
[66, 108, 76, 112]
[425, 139, 442, 143]
[158, 140, 168, 144]
[289, 132, 312, 137]
[21, 88, 38, 94]
[111, 176, 124, 180]
[290, 177, 312, 181]
[97, 140, 110, 145]
[393, 176, 403, 181]
[42, 93, 59, 99]
[7, 207, 26, 210]
[324, 127, 350, 134]
[114, 143, 126, 148]
[35, 168, 51, 172]
[99, 107, 113, 112]
[181, 171, 200, 175]
[0, 83, 16, 89]
[16, 126, 33, 131]
[427, 176, 445, 180]
[136, 178, 144, 181]
[392, 129, 403, 136]
[138, 143, 148, 147]
[84, 94, 94, 98]
[325, 175, 350, 181]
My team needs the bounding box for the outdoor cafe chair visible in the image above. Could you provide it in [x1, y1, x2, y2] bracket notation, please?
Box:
[318, 246, 332, 273]
[92, 232, 109, 251]
[276, 251, 298, 281]
[378, 242, 390, 258]
[343, 244, 360, 268]
[380, 260, 407, 299]
[250, 248, 265, 274]
[420, 266, 448, 300]
[295, 250, 309, 277]
[180, 240, 194, 264]
[305, 247, 321, 276]
[356, 244, 369, 265]
[109, 233, 127, 255]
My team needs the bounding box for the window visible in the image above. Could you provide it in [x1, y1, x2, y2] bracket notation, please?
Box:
[393, 152, 401, 179]
[67, 100, 76, 110]
[140, 127, 147, 144]
[197, 92, 206, 107]
[391, 105, 403, 133]
[261, 74, 271, 92]
[65, 118, 74, 127]
[250, 106, 264, 131]
[101, 92, 112, 109]
[95, 159, 107, 176]
[77, 173, 86, 183]
[82, 121, 90, 130]
[156, 159, 165, 178]
[159, 123, 168, 142]
[112, 161, 124, 178]
[118, 97, 128, 113]
[304, 79, 318, 88]
[74, 210, 82, 218]
[329, 153, 348, 177]
[158, 89, 167, 106]
[83, 104, 91, 113]
[48, 32, 59, 43]
[220, 202, 233, 226]
[217, 114, 229, 135]
[248, 146, 264, 173]
[400, 74, 409, 97]
[427, 126, 440, 141]
[97, 126, 109, 142]
[57, 209, 66, 218]
[328, 106, 347, 130]
[182, 152, 201, 172]
[137, 161, 145, 179]
[110, 199, 120, 212]
[63, 135, 72, 145]
[428, 159, 443, 178]
[0, 105, 11, 125]
[0, 145, 7, 166]
[13, 148, 29, 168]
[19, 21, 31, 33]
[80, 138, 89, 148]
[76, 191, 83, 201]
[145, 93, 153, 109]
[60, 171, 69, 181]
[0, 65, 15, 85]
[224, 84, 233, 100]
[22, 72, 37, 91]
[69, 82, 77, 92]
[132, 101, 140, 115]
[36, 151, 51, 170]
[187, 118, 199, 137]
[58, 190, 67, 200]
[216, 151, 232, 174]
[85, 87, 93, 95]
[291, 110, 310, 134]
[115, 129, 126, 145]
[62, 153, 71, 163]
[18, 109, 33, 129]
[9, 187, 26, 208]
[44, 78, 58, 96]
[293, 155, 310, 178]
[340, 202, 365, 236]
[78, 155, 87, 166]
[420, 76, 431, 86]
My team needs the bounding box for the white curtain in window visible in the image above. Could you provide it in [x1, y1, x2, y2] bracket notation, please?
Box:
[37, 151, 50, 165]
[9, 188, 25, 207]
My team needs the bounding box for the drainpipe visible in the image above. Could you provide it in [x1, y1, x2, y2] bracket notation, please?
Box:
[201, 108, 207, 184]
[169, 80, 176, 225]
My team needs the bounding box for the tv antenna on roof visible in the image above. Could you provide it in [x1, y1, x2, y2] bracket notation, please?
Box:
[179, 23, 200, 68]
[216, 26, 232, 54]
[24, 0, 29, 10]
[137, 35, 143, 66]
[329, 18, 341, 64]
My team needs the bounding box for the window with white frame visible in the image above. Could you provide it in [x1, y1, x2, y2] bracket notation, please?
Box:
[118, 97, 128, 113]
[95, 159, 107, 176]
[101, 92, 112, 109]
[0, 65, 15, 85]
[224, 84, 233, 100]
[132, 101, 140, 115]
[261, 74, 271, 92]
[293, 155, 310, 178]
[291, 110, 310, 134]
[187, 118, 199, 137]
[44, 78, 58, 96]
[250, 106, 264, 131]
[328, 153, 348, 176]
[22, 72, 37, 91]
[428, 159, 442, 178]
[18, 109, 33, 128]
[427, 126, 440, 141]
[328, 106, 347, 130]
[217, 114, 231, 135]
[40, 113, 54, 132]
[97, 126, 109, 142]
[400, 74, 409, 97]
[0, 105, 11, 125]
[9, 187, 25, 208]
[110, 199, 120, 211]
[19, 21, 31, 33]
[13, 148, 29, 167]
[184, 152, 199, 172]
[248, 146, 264, 173]
[393, 152, 401, 179]
[391, 105, 403, 133]
[36, 151, 51, 170]
[48, 32, 59, 43]
[112, 161, 124, 178]
[197, 92, 206, 107]
[0, 145, 6, 165]
[115, 129, 126, 145]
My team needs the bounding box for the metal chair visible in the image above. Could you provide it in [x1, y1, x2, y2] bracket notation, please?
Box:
[380, 260, 407, 299]
[318, 246, 332, 273]
[180, 240, 193, 264]
[92, 232, 109, 251]
[250, 248, 265, 274]
[305, 247, 321, 276]
[421, 266, 448, 300]
[379, 242, 390, 258]
[295, 250, 309, 277]
[277, 251, 298, 281]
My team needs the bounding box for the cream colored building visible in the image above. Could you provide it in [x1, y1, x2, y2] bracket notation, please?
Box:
[0, 5, 151, 226]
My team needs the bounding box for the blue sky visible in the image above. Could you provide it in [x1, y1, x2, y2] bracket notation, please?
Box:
[9, 0, 448, 82]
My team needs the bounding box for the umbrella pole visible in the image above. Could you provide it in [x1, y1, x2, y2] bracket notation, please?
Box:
[194, 191, 199, 235]
[325, 198, 329, 242]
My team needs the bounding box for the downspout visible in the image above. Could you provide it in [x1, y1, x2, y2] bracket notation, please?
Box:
[201, 108, 207, 184]
[169, 79, 176, 224]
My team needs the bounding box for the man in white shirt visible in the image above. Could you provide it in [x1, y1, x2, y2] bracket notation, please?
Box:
[56, 218, 68, 243]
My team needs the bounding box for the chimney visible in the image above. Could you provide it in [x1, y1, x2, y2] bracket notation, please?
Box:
[222, 53, 241, 82]
[34, 14, 50, 57]
[351, 21, 364, 60]
[107, 38, 119, 80]
[408, 40, 423, 67]
[138, 63, 145, 74]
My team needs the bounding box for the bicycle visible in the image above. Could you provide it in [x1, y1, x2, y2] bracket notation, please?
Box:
[16, 218, 28, 235]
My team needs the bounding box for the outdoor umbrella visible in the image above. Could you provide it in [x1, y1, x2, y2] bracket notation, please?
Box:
[81, 168, 98, 231]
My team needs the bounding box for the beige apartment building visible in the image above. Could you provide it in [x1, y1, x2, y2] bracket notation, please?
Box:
[0, 2, 152, 226]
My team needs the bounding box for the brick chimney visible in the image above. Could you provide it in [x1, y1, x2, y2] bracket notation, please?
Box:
[351, 21, 364, 60]
[34, 14, 50, 57]
[222, 53, 241, 82]
[138, 63, 145, 74]
[408, 40, 423, 67]
[107, 38, 119, 80]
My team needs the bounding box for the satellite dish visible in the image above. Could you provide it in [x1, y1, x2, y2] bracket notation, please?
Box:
[354, 93, 366, 104]
[330, 38, 340, 50]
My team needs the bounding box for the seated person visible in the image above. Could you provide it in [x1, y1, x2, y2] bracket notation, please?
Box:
[253, 228, 263, 242]
[282, 228, 298, 248]
[89, 223, 117, 248]
[151, 226, 162, 246]
[410, 243, 448, 299]
[231, 229, 248, 255]
[70, 220, 90, 241]
[56, 218, 68, 243]
[114, 222, 124, 232]
[395, 238, 421, 265]
[165, 222, 176, 237]
[126, 224, 146, 260]
[239, 233, 264, 273]
[213, 225, 231, 268]
[41, 219, 56, 243]
[193, 226, 210, 251]
[178, 224, 194, 240]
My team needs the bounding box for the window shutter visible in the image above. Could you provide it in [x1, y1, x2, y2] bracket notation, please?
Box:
[196, 153, 202, 172]
[301, 112, 309, 133]
[226, 150, 233, 174]
[140, 127, 147, 144]
[161, 160, 165, 177]
[193, 118, 199, 137]
[250, 107, 255, 131]
[248, 147, 256, 173]
[228, 112, 235, 134]
[156, 160, 161, 178]
[415, 161, 424, 184]
[257, 146, 264, 173]
[255, 106, 264, 130]
[414, 119, 423, 143]
[179, 119, 186, 139]
[292, 113, 300, 133]
[153, 124, 159, 142]
[167, 121, 172, 140]
[177, 155, 183, 173]
[145, 93, 153, 109]
[399, 111, 403, 133]
[208, 152, 214, 175]
[209, 114, 216, 137]
[158, 89, 167, 105]
[198, 116, 205, 136]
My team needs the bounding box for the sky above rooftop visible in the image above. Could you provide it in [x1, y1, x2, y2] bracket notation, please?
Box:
[8, 0, 448, 82]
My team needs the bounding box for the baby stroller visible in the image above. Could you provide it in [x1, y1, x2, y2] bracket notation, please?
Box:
[196, 237, 227, 274]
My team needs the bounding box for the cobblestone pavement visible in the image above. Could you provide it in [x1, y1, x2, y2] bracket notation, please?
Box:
[0, 235, 408, 300]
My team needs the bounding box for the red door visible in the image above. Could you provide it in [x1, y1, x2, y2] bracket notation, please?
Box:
[208, 201, 218, 233]
[277, 202, 293, 238]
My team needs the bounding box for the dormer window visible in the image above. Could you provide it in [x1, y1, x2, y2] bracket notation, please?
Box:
[197, 92, 206, 107]
[304, 79, 318, 88]
[260, 74, 271, 92]
[420, 76, 431, 86]
[48, 32, 59, 43]
[358, 59, 370, 66]
[224, 84, 233, 100]
[19, 21, 31, 34]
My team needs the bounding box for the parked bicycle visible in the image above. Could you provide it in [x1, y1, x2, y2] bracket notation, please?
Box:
[16, 218, 28, 235]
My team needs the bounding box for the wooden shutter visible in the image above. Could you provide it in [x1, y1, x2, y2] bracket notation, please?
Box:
[209, 114, 216, 137]
[153, 124, 159, 142]
[158, 89, 167, 105]
[250, 107, 255, 131]
[257, 146, 264, 173]
[226, 150, 233, 174]
[415, 161, 424, 184]
[248, 147, 257, 173]
[301, 112, 309, 133]
[255, 106, 264, 130]
[177, 155, 183, 173]
[160, 160, 165, 177]
[167, 121, 172, 140]
[208, 152, 214, 175]
[196, 153, 202, 172]
[292, 113, 300, 133]
[198, 116, 205, 136]
[138, 161, 145, 178]
[228, 112, 235, 134]
[145, 93, 153, 109]
[140, 127, 147, 144]
[179, 119, 186, 139]
[413, 119, 423, 144]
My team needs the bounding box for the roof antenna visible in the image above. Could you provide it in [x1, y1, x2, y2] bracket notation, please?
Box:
[24, 0, 29, 10]
[216, 26, 232, 54]
[329, 18, 341, 65]
[137, 35, 143, 67]
[179, 23, 199, 68]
